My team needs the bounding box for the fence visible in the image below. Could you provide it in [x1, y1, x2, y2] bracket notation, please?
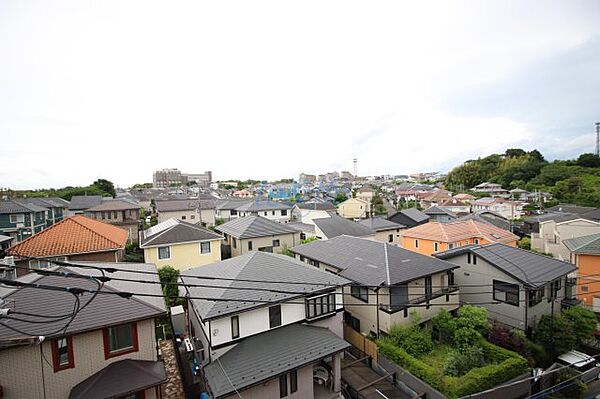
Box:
[343, 324, 378, 363]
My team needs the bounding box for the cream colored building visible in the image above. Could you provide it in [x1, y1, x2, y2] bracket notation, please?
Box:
[155, 198, 216, 226]
[337, 197, 370, 219]
[531, 216, 600, 260]
[140, 218, 223, 270]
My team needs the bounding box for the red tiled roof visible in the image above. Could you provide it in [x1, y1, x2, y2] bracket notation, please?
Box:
[402, 220, 518, 244]
[7, 215, 128, 258]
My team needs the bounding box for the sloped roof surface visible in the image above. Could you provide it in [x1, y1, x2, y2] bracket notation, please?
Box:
[563, 233, 600, 255]
[86, 199, 140, 211]
[155, 199, 215, 212]
[359, 217, 405, 231]
[424, 206, 457, 217]
[215, 198, 253, 210]
[400, 207, 429, 223]
[296, 202, 337, 211]
[313, 215, 374, 238]
[69, 195, 104, 210]
[436, 243, 576, 288]
[215, 216, 298, 239]
[402, 219, 518, 244]
[141, 219, 222, 247]
[457, 211, 511, 231]
[204, 324, 349, 398]
[235, 200, 292, 212]
[291, 235, 457, 286]
[7, 216, 128, 257]
[0, 200, 47, 214]
[182, 251, 349, 320]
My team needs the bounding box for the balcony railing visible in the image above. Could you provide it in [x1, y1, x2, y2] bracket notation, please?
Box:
[379, 286, 459, 313]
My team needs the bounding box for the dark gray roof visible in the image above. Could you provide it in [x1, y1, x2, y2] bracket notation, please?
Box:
[86, 199, 141, 211]
[400, 207, 429, 223]
[523, 212, 579, 224]
[359, 217, 405, 231]
[141, 218, 223, 247]
[15, 197, 69, 209]
[215, 198, 253, 210]
[69, 195, 104, 211]
[435, 243, 576, 288]
[313, 215, 374, 239]
[0, 200, 47, 214]
[215, 216, 299, 239]
[182, 251, 349, 320]
[547, 204, 596, 215]
[235, 200, 292, 212]
[581, 209, 600, 222]
[563, 233, 600, 255]
[424, 206, 457, 217]
[0, 262, 166, 341]
[291, 235, 457, 286]
[457, 211, 511, 231]
[155, 198, 216, 212]
[286, 221, 316, 234]
[69, 359, 166, 399]
[296, 202, 336, 211]
[204, 324, 349, 398]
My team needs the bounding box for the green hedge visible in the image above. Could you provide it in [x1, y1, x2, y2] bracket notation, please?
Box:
[377, 338, 529, 398]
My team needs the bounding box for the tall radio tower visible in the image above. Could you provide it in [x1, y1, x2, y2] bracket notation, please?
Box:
[596, 122, 600, 156]
[353, 158, 358, 177]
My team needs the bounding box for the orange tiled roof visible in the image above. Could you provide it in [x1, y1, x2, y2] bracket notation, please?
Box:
[402, 219, 518, 244]
[7, 215, 128, 258]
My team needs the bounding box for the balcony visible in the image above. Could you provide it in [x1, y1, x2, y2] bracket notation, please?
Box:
[380, 286, 459, 313]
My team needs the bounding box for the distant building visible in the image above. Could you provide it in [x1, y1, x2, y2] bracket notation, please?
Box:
[84, 199, 142, 244]
[472, 182, 509, 196]
[153, 168, 185, 188]
[182, 171, 212, 186]
[299, 173, 317, 184]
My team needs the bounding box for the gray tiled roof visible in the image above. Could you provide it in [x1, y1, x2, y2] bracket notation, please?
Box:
[215, 216, 299, 239]
[563, 233, 600, 255]
[235, 200, 292, 212]
[0, 262, 166, 340]
[0, 200, 47, 214]
[215, 198, 253, 210]
[523, 212, 580, 224]
[155, 198, 216, 212]
[15, 197, 69, 209]
[547, 204, 596, 215]
[69, 195, 104, 211]
[359, 217, 405, 231]
[291, 235, 457, 286]
[204, 323, 349, 398]
[86, 199, 141, 211]
[313, 215, 374, 239]
[182, 251, 349, 320]
[400, 207, 429, 223]
[286, 221, 316, 234]
[457, 211, 511, 231]
[296, 202, 337, 211]
[424, 206, 457, 217]
[140, 219, 223, 247]
[435, 243, 576, 288]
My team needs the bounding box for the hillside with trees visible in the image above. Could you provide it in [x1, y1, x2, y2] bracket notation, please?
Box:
[446, 149, 600, 207]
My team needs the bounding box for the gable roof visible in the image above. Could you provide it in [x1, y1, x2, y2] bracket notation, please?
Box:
[435, 243, 576, 288]
[547, 204, 596, 215]
[14, 197, 69, 209]
[313, 215, 374, 239]
[390, 207, 430, 223]
[140, 218, 223, 247]
[359, 217, 405, 231]
[235, 200, 292, 212]
[424, 206, 457, 218]
[86, 199, 141, 212]
[215, 198, 253, 210]
[296, 202, 337, 211]
[563, 233, 600, 255]
[215, 216, 299, 239]
[0, 262, 166, 341]
[0, 200, 47, 214]
[204, 324, 349, 398]
[291, 235, 457, 286]
[182, 251, 349, 320]
[155, 198, 216, 212]
[69, 195, 104, 211]
[401, 219, 518, 244]
[456, 211, 511, 231]
[6, 216, 128, 258]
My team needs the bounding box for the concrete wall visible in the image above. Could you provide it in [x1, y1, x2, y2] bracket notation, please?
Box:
[533, 219, 600, 260]
[0, 319, 157, 399]
[372, 228, 402, 246]
[143, 239, 222, 271]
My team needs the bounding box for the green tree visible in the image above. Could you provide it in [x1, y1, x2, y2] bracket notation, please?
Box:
[300, 236, 319, 245]
[518, 237, 531, 250]
[432, 309, 457, 343]
[562, 306, 597, 345]
[455, 305, 490, 336]
[93, 179, 116, 197]
[534, 313, 576, 357]
[576, 153, 600, 168]
[335, 192, 348, 203]
[158, 266, 181, 308]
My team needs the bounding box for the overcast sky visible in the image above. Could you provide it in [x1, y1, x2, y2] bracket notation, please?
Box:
[1, 1, 599, 189]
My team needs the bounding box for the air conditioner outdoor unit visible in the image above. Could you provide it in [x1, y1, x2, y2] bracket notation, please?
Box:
[184, 338, 194, 352]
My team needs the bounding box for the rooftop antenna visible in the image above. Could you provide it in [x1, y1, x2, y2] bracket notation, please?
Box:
[353, 158, 358, 177]
[596, 122, 600, 156]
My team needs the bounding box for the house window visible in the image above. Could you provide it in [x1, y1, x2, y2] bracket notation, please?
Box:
[279, 374, 288, 398]
[548, 279, 562, 301]
[272, 211, 276, 215]
[231, 316, 239, 339]
[248, 241, 253, 251]
[344, 312, 361, 331]
[281, 210, 288, 216]
[264, 212, 268, 216]
[415, 239, 419, 248]
[467, 252, 471, 264]
[29, 259, 51, 269]
[273, 239, 280, 247]
[158, 246, 170, 260]
[306, 293, 336, 319]
[388, 234, 394, 243]
[350, 285, 369, 302]
[448, 243, 455, 249]
[103, 322, 138, 359]
[9, 214, 24, 224]
[182, 215, 186, 220]
[493, 280, 519, 306]
[473, 254, 477, 265]
[447, 270, 455, 287]
[191, 215, 196, 219]
[434, 242, 438, 252]
[474, 239, 480, 244]
[231, 210, 237, 216]
[51, 336, 74, 372]
[425, 276, 432, 300]
[279, 371, 297, 398]
[300, 233, 306, 240]
[269, 305, 282, 328]
[528, 288, 544, 307]
[200, 242, 211, 254]
[308, 259, 319, 267]
[290, 370, 297, 393]
[232, 238, 237, 249]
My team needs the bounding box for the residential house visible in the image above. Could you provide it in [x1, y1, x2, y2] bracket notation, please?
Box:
[15, 197, 69, 226]
[509, 188, 530, 201]
[439, 198, 471, 215]
[529, 214, 600, 260]
[140, 218, 223, 270]
[291, 235, 460, 335]
[232, 189, 253, 198]
[355, 186, 375, 204]
[215, 216, 301, 257]
[359, 217, 405, 245]
[436, 243, 576, 331]
[388, 207, 430, 228]
[337, 197, 370, 219]
[471, 182, 509, 196]
[423, 206, 458, 223]
[85, 199, 141, 244]
[155, 198, 216, 226]
[0, 234, 13, 255]
[312, 215, 375, 240]
[6, 215, 128, 277]
[291, 202, 336, 224]
[67, 195, 104, 216]
[471, 197, 524, 219]
[546, 204, 596, 215]
[418, 190, 452, 209]
[0, 262, 168, 399]
[181, 252, 350, 399]
[234, 200, 292, 223]
[215, 198, 252, 222]
[457, 211, 511, 231]
[401, 219, 519, 256]
[453, 193, 476, 203]
[564, 233, 600, 308]
[0, 200, 47, 242]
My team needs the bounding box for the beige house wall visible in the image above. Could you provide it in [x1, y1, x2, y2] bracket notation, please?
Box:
[224, 363, 314, 399]
[337, 198, 369, 219]
[225, 232, 301, 257]
[0, 319, 158, 399]
[144, 239, 222, 270]
[158, 209, 216, 226]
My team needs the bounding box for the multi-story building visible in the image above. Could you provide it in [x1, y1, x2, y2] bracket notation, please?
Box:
[155, 198, 216, 226]
[153, 168, 186, 188]
[564, 233, 600, 308]
[235, 200, 292, 223]
[471, 197, 524, 220]
[0, 200, 47, 242]
[183, 171, 212, 186]
[84, 199, 141, 244]
[14, 197, 69, 226]
[180, 251, 350, 399]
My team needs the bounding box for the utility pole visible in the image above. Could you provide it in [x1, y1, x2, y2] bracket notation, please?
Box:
[596, 122, 600, 156]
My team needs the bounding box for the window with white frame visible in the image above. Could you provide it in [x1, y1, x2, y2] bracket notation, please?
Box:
[9, 214, 24, 224]
[29, 259, 51, 269]
[200, 242, 211, 254]
[158, 246, 170, 259]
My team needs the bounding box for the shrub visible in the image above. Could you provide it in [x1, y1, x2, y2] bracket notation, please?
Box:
[563, 305, 597, 345]
[432, 309, 457, 343]
[518, 237, 531, 250]
[388, 324, 434, 357]
[534, 313, 576, 356]
[454, 327, 481, 349]
[445, 347, 486, 376]
[456, 305, 490, 336]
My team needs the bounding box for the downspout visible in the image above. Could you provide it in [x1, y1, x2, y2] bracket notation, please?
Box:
[524, 286, 528, 333]
[39, 344, 47, 399]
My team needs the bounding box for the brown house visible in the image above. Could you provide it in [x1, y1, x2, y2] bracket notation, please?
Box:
[84, 199, 141, 243]
[6, 215, 128, 276]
